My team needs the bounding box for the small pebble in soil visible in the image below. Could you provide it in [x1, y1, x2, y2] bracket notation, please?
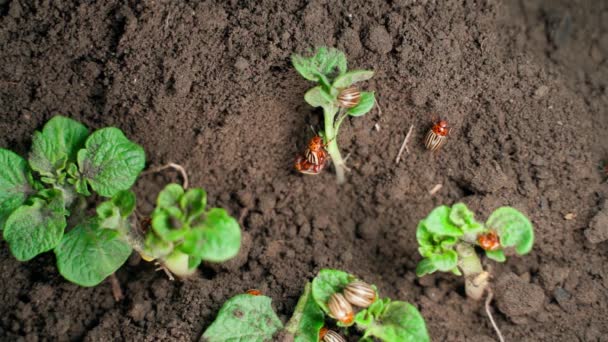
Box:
[553, 287, 576, 312]
[356, 217, 379, 241]
[340, 28, 363, 58]
[128, 300, 152, 322]
[235, 190, 254, 208]
[585, 202, 608, 243]
[495, 272, 545, 318]
[257, 193, 276, 215]
[364, 25, 393, 54]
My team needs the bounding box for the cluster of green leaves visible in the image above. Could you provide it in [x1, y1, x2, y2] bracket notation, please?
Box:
[0, 116, 145, 286]
[143, 183, 241, 277]
[201, 269, 429, 342]
[416, 203, 535, 277]
[292, 47, 376, 118]
[310, 269, 429, 342]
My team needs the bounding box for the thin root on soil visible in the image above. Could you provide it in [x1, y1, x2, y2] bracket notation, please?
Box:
[485, 289, 505, 342]
[142, 162, 189, 189]
[155, 262, 175, 281]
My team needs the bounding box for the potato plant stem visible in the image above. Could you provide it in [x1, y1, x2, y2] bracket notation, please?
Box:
[324, 105, 346, 184]
[456, 243, 489, 300]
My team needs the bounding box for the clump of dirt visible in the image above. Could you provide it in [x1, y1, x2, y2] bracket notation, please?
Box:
[1, 0, 607, 341]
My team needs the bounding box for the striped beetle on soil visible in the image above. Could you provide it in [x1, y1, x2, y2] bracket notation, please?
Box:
[424, 119, 450, 151]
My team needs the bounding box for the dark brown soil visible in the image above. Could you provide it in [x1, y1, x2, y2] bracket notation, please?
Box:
[1, 0, 607, 341]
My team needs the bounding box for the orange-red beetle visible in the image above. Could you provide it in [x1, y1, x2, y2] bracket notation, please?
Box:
[294, 136, 329, 175]
[424, 119, 450, 151]
[477, 231, 501, 251]
[245, 289, 262, 296]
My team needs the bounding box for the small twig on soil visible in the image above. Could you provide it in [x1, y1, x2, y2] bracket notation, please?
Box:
[155, 262, 175, 281]
[485, 289, 505, 342]
[395, 124, 415, 164]
[429, 184, 443, 195]
[238, 207, 249, 225]
[142, 162, 189, 189]
[109, 273, 124, 302]
[375, 97, 383, 117]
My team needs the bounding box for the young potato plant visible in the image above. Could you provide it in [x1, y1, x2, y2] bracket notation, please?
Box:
[201, 269, 429, 342]
[416, 203, 534, 300]
[140, 183, 241, 277]
[0, 116, 241, 287]
[292, 47, 376, 184]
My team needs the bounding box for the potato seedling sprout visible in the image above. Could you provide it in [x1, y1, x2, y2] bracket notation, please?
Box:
[416, 203, 534, 341]
[0, 115, 241, 289]
[202, 269, 429, 341]
[291, 47, 376, 184]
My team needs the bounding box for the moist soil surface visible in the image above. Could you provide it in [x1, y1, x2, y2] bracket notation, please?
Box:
[1, 0, 607, 341]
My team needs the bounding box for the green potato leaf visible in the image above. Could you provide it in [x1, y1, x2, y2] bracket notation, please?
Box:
[201, 294, 283, 342]
[422, 206, 463, 237]
[486, 207, 534, 255]
[449, 203, 484, 234]
[291, 47, 347, 84]
[77, 127, 145, 197]
[311, 268, 355, 313]
[429, 249, 459, 272]
[96, 190, 136, 231]
[3, 189, 66, 261]
[0, 149, 35, 229]
[285, 282, 325, 342]
[151, 207, 188, 242]
[415, 258, 437, 277]
[55, 218, 132, 287]
[360, 300, 430, 342]
[28, 116, 89, 181]
[355, 297, 389, 327]
[333, 70, 374, 89]
[304, 86, 335, 109]
[347, 91, 375, 117]
[195, 208, 241, 262]
[181, 188, 206, 222]
[485, 249, 506, 262]
[157, 183, 184, 209]
[146, 184, 241, 269]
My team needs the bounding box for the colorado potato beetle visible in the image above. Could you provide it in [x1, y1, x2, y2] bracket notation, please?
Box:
[344, 281, 376, 308]
[320, 328, 346, 342]
[424, 119, 450, 151]
[477, 231, 501, 251]
[294, 135, 330, 175]
[245, 289, 262, 296]
[337, 87, 361, 108]
[328, 293, 354, 324]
